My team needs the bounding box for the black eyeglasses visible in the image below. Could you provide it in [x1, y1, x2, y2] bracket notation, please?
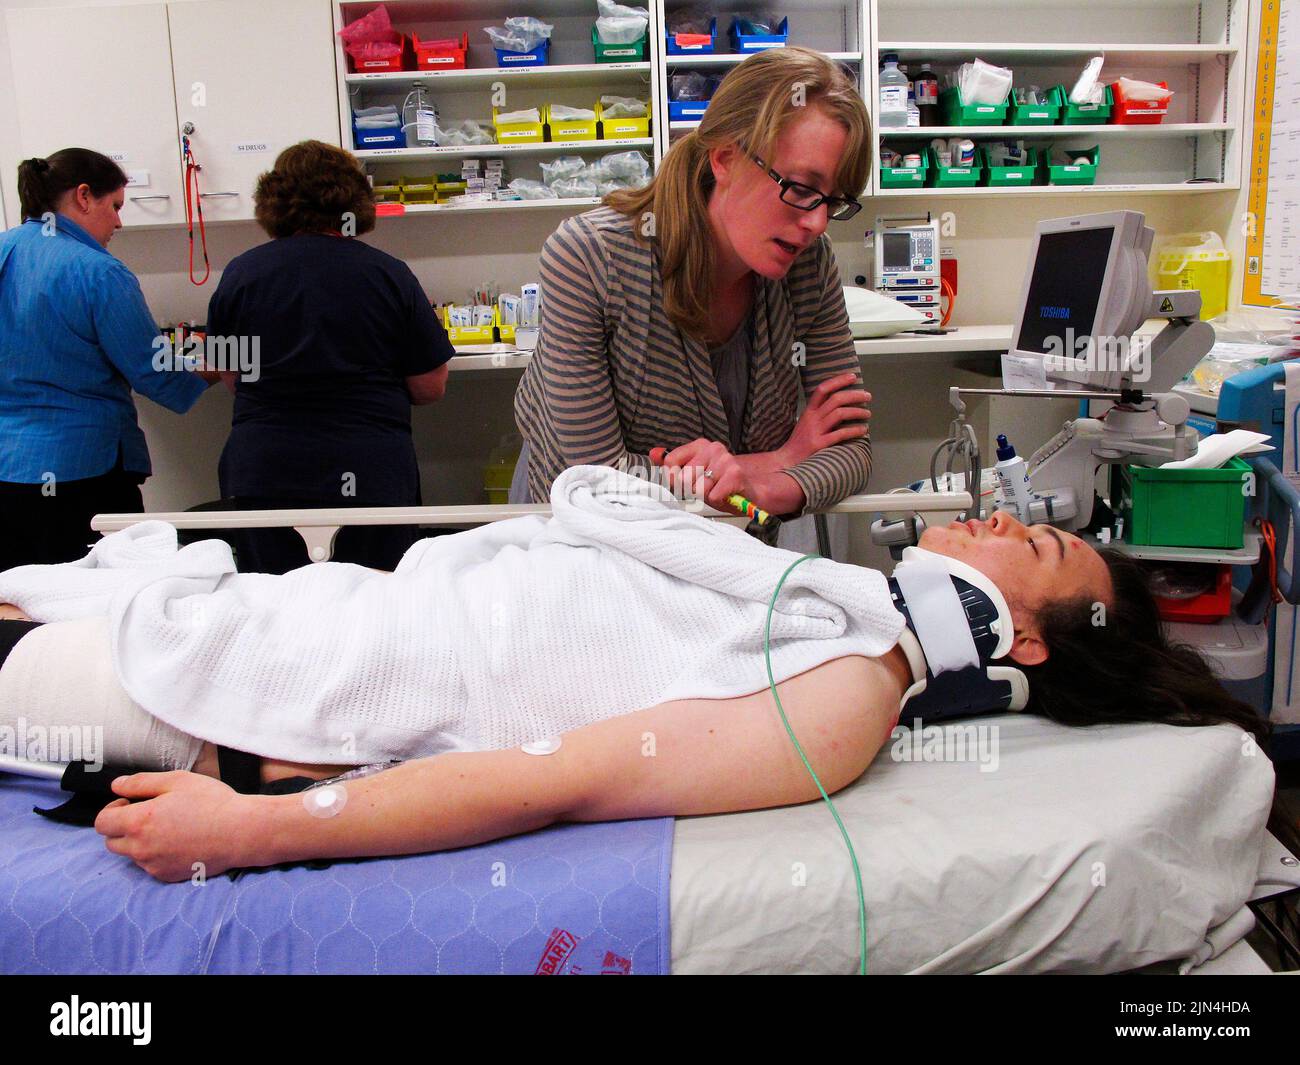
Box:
[753, 156, 862, 221]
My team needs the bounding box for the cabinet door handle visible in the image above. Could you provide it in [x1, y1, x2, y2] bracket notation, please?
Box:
[199, 191, 239, 198]
[129, 195, 172, 202]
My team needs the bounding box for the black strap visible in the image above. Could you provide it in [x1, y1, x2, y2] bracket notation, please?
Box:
[217, 746, 263, 795]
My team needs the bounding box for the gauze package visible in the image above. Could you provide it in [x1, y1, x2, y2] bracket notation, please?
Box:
[549, 104, 597, 120]
[956, 58, 1014, 106]
[600, 95, 648, 118]
[1070, 57, 1106, 105]
[597, 150, 650, 180]
[495, 107, 542, 125]
[1115, 76, 1174, 102]
[485, 16, 554, 53]
[552, 174, 600, 198]
[436, 120, 496, 146]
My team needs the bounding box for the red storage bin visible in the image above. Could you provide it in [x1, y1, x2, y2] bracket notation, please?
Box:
[1111, 80, 1170, 124]
[1153, 566, 1231, 623]
[346, 31, 411, 74]
[413, 31, 468, 70]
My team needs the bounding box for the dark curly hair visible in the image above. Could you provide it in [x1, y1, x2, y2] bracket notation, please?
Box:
[253, 140, 376, 238]
[1022, 549, 1271, 746]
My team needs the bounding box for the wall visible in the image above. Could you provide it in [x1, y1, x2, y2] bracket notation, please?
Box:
[0, 0, 1265, 564]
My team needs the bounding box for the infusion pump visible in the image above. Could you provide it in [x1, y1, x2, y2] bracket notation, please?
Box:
[873, 217, 941, 323]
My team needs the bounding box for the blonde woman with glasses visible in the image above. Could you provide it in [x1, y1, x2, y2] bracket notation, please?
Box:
[513, 47, 874, 549]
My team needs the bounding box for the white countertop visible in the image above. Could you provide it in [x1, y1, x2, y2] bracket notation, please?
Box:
[448, 325, 1018, 369]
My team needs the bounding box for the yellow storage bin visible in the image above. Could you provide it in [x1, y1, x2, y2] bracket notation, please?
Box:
[493, 106, 545, 144]
[545, 103, 599, 142]
[443, 306, 496, 344]
[400, 176, 439, 205]
[1156, 231, 1231, 321]
[598, 99, 651, 140]
[372, 183, 403, 204]
[494, 305, 516, 343]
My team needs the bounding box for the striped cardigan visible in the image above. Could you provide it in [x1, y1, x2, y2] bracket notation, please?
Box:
[513, 206, 871, 512]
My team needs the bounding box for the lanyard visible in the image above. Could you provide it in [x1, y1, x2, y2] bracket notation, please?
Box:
[182, 134, 211, 286]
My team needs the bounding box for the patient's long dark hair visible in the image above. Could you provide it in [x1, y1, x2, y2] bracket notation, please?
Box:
[1021, 549, 1270, 745]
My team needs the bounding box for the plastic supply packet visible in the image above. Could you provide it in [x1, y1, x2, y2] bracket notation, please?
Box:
[599, 95, 648, 118]
[436, 120, 496, 146]
[667, 6, 713, 35]
[732, 13, 778, 34]
[495, 107, 542, 125]
[1115, 76, 1174, 103]
[347, 40, 402, 61]
[552, 175, 600, 198]
[485, 16, 554, 54]
[540, 156, 588, 185]
[957, 58, 1013, 106]
[508, 178, 558, 200]
[669, 72, 713, 101]
[353, 105, 401, 128]
[596, 2, 649, 44]
[1069, 57, 1106, 105]
[337, 4, 393, 44]
[597, 150, 649, 180]
[549, 104, 597, 120]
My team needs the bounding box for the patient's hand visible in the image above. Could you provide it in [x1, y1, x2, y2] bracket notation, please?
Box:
[94, 771, 255, 882]
[0, 603, 31, 622]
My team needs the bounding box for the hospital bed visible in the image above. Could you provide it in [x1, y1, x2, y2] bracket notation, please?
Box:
[0, 491, 1267, 973]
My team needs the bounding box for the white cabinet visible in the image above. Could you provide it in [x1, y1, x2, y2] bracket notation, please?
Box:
[3, 0, 340, 229]
[5, 3, 186, 227]
[169, 0, 341, 222]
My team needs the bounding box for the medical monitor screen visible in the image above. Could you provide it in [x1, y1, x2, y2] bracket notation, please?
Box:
[882, 231, 912, 272]
[1015, 227, 1114, 356]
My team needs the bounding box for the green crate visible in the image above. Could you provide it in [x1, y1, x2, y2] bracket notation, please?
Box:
[1041, 144, 1099, 185]
[1048, 84, 1113, 124]
[879, 151, 928, 188]
[925, 146, 980, 187]
[1115, 457, 1250, 549]
[980, 145, 1040, 186]
[592, 24, 647, 62]
[938, 86, 1008, 126]
[1006, 91, 1059, 125]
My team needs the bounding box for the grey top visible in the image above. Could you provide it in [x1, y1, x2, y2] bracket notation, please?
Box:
[708, 313, 753, 454]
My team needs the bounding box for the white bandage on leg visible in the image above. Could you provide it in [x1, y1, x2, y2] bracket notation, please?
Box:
[0, 617, 203, 771]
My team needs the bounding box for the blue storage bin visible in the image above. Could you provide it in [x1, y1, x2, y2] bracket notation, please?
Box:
[668, 100, 710, 121]
[729, 16, 788, 52]
[353, 121, 406, 150]
[664, 17, 716, 54]
[495, 37, 550, 67]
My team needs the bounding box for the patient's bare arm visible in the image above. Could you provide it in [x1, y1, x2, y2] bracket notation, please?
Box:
[94, 654, 905, 882]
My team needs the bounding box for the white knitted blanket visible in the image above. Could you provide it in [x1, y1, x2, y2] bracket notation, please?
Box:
[0, 466, 905, 763]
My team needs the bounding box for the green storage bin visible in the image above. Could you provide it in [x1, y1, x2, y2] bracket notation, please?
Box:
[880, 151, 928, 189]
[1006, 90, 1059, 126]
[938, 86, 1008, 126]
[926, 145, 980, 188]
[980, 145, 1040, 186]
[1042, 144, 1099, 185]
[1115, 457, 1250, 549]
[592, 24, 648, 62]
[1049, 84, 1113, 124]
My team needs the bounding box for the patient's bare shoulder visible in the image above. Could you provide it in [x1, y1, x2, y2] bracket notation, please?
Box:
[0, 604, 32, 622]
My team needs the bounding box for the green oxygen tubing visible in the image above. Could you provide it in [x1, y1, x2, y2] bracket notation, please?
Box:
[763, 553, 870, 975]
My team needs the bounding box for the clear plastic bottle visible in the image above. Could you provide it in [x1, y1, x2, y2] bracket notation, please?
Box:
[878, 54, 909, 129]
[403, 83, 439, 147]
[906, 88, 921, 128]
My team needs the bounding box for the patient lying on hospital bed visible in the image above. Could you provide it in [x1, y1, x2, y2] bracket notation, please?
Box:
[0, 465, 1267, 883]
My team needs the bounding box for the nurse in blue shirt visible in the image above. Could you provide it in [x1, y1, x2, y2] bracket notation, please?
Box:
[0, 148, 213, 570]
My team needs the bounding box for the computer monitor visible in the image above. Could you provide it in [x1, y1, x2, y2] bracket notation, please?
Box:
[1009, 211, 1155, 391]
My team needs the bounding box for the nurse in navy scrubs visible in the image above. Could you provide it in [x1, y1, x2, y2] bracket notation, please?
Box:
[207, 140, 454, 572]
